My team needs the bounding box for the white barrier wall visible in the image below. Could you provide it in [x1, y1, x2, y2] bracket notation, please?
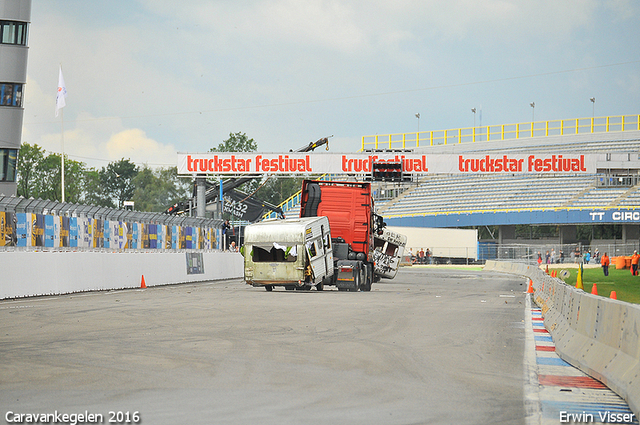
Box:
[484, 260, 640, 417]
[0, 251, 244, 299]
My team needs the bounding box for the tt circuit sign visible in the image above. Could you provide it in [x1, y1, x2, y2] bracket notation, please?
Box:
[177, 152, 597, 175]
[591, 210, 640, 222]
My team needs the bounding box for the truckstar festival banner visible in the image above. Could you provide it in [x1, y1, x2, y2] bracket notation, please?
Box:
[177, 153, 597, 175]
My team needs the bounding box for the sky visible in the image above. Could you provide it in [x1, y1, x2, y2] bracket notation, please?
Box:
[21, 0, 640, 170]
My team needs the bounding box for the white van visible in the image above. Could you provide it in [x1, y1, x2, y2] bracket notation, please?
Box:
[243, 217, 334, 291]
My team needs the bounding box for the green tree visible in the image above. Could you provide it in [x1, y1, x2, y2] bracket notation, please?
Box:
[209, 132, 257, 153]
[82, 169, 114, 207]
[16, 142, 87, 203]
[16, 142, 45, 198]
[254, 176, 304, 206]
[101, 159, 138, 208]
[132, 166, 192, 212]
[37, 153, 63, 201]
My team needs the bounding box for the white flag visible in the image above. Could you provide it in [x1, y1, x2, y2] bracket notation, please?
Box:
[55, 66, 67, 117]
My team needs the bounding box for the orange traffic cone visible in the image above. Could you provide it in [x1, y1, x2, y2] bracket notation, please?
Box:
[141, 275, 147, 289]
[591, 282, 598, 295]
[610, 291, 617, 300]
[526, 279, 534, 293]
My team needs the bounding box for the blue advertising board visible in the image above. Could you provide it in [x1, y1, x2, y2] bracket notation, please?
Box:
[385, 208, 640, 228]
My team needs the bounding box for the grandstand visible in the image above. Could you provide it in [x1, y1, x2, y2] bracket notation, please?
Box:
[273, 115, 640, 255]
[378, 123, 640, 220]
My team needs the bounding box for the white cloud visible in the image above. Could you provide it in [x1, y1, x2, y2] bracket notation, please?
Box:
[105, 128, 177, 167]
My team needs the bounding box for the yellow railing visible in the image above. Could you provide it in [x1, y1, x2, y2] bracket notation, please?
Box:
[362, 114, 640, 151]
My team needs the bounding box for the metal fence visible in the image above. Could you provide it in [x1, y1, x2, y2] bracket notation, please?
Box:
[0, 194, 224, 251]
[479, 242, 640, 265]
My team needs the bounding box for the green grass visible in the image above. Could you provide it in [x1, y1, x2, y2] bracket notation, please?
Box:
[559, 267, 640, 304]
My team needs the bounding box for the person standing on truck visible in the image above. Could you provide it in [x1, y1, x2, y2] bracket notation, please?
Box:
[601, 252, 610, 277]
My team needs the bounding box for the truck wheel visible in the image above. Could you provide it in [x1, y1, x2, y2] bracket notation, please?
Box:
[362, 264, 372, 291]
[316, 282, 324, 291]
[265, 285, 273, 292]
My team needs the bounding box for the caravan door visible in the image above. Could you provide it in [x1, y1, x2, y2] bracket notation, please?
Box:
[305, 237, 327, 283]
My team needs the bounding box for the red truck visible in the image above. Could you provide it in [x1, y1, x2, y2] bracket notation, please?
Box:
[300, 180, 406, 291]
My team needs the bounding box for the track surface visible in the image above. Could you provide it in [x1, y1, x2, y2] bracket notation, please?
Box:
[1, 268, 527, 425]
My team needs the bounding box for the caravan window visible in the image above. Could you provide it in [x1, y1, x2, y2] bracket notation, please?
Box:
[385, 243, 399, 257]
[306, 240, 318, 258]
[251, 243, 298, 263]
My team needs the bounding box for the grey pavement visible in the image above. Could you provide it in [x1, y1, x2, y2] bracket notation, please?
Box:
[1, 268, 527, 425]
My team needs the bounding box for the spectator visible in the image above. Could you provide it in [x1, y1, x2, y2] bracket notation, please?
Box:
[585, 250, 591, 264]
[632, 251, 640, 276]
[545, 251, 550, 264]
[229, 241, 238, 252]
[407, 248, 416, 264]
[559, 250, 564, 263]
[425, 248, 432, 264]
[601, 252, 610, 276]
[418, 248, 425, 264]
[550, 249, 555, 264]
[222, 220, 231, 250]
[537, 252, 542, 265]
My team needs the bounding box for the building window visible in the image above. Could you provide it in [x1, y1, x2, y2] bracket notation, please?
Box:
[0, 83, 23, 107]
[0, 20, 28, 45]
[0, 148, 18, 182]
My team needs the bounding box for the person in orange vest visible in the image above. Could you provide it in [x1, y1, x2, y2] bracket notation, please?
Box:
[601, 252, 610, 277]
[632, 251, 640, 276]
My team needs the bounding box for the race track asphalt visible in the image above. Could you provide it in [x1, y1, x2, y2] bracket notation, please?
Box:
[0, 268, 527, 425]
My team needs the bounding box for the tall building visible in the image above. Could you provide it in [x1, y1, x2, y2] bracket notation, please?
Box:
[0, 0, 31, 196]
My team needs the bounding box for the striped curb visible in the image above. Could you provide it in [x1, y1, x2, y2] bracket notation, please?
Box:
[525, 293, 637, 424]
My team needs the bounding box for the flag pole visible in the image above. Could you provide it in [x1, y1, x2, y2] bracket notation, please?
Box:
[61, 107, 65, 203]
[57, 64, 67, 203]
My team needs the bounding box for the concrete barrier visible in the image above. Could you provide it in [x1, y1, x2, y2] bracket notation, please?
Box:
[0, 250, 244, 299]
[484, 260, 640, 417]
